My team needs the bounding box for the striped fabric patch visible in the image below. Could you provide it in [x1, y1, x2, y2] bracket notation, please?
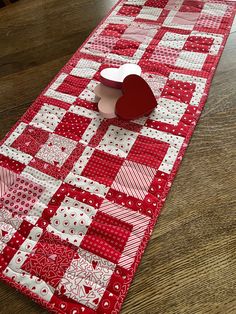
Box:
[99, 199, 150, 269]
[112, 160, 156, 200]
[0, 166, 18, 198]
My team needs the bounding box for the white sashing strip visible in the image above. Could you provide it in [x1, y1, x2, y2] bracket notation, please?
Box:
[70, 59, 101, 79]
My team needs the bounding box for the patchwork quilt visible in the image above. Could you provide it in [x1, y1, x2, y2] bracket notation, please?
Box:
[0, 0, 235, 313]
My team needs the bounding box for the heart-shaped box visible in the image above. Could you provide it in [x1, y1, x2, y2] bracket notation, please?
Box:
[115, 74, 157, 120]
[100, 63, 141, 89]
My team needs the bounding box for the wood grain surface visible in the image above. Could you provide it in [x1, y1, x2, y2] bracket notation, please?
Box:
[0, 1, 235, 313]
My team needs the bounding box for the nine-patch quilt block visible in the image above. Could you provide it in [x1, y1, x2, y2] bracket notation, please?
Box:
[0, 0, 235, 313]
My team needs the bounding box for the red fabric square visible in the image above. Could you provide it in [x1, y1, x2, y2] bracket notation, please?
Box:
[0, 154, 25, 174]
[0, 246, 18, 272]
[56, 75, 90, 97]
[128, 135, 169, 169]
[202, 54, 217, 73]
[180, 0, 203, 12]
[82, 150, 124, 187]
[106, 266, 127, 296]
[183, 36, 214, 53]
[145, 0, 168, 8]
[97, 290, 118, 313]
[161, 79, 196, 104]
[11, 126, 49, 156]
[148, 170, 168, 198]
[21, 231, 77, 288]
[101, 23, 128, 37]
[118, 4, 142, 17]
[112, 39, 140, 57]
[81, 211, 132, 263]
[55, 112, 91, 142]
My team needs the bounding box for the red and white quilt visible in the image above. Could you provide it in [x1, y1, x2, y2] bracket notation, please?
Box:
[0, 0, 235, 313]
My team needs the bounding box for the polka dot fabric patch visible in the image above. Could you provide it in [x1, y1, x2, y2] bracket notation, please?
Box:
[127, 135, 169, 169]
[82, 149, 124, 186]
[183, 35, 214, 53]
[55, 112, 92, 141]
[112, 39, 140, 56]
[145, 0, 168, 9]
[0, 0, 235, 313]
[0, 176, 44, 217]
[118, 4, 142, 17]
[152, 45, 180, 65]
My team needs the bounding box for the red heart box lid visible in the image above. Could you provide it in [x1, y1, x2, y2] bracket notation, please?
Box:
[115, 74, 157, 120]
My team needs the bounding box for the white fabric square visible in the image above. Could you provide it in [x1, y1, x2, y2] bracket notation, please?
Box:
[48, 196, 96, 246]
[30, 104, 66, 132]
[159, 32, 189, 50]
[124, 0, 146, 4]
[150, 98, 188, 126]
[70, 59, 101, 79]
[202, 3, 228, 17]
[163, 11, 197, 30]
[57, 248, 115, 310]
[138, 7, 162, 21]
[165, 0, 184, 10]
[106, 14, 135, 26]
[175, 50, 207, 70]
[65, 173, 109, 198]
[142, 73, 168, 99]
[36, 133, 77, 167]
[97, 126, 138, 158]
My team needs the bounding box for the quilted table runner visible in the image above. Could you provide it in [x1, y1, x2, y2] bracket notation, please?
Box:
[0, 0, 235, 313]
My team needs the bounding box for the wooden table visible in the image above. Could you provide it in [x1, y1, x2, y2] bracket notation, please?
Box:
[0, 1, 235, 313]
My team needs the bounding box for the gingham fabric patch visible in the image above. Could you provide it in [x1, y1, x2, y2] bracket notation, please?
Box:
[0, 1, 235, 313]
